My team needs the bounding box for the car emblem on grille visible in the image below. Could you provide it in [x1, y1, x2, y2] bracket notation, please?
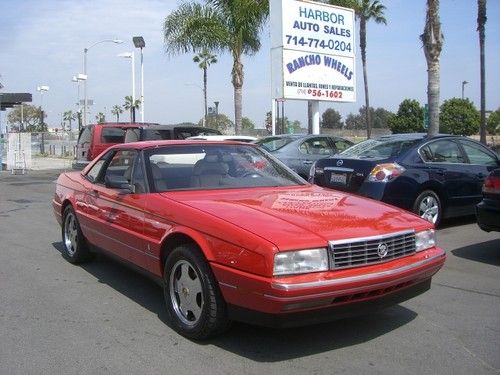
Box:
[377, 243, 388, 258]
[336, 160, 343, 166]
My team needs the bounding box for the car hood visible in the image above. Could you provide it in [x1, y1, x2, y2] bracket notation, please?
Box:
[161, 185, 429, 250]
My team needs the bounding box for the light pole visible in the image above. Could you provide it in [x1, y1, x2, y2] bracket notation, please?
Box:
[117, 52, 136, 122]
[72, 73, 87, 131]
[133, 36, 145, 122]
[214, 101, 219, 128]
[461, 80, 468, 99]
[83, 39, 123, 127]
[36, 85, 49, 129]
[37, 85, 49, 153]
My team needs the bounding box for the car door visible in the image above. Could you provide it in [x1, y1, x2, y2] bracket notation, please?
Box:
[84, 149, 148, 267]
[420, 138, 476, 216]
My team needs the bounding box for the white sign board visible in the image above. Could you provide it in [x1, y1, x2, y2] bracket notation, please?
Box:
[270, 0, 356, 102]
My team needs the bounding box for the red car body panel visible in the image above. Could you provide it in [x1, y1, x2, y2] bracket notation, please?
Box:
[53, 141, 446, 324]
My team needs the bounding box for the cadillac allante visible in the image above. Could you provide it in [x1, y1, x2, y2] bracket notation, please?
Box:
[53, 140, 445, 339]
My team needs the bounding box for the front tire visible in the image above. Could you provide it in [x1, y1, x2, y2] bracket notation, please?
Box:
[413, 190, 442, 226]
[163, 244, 229, 340]
[62, 205, 92, 263]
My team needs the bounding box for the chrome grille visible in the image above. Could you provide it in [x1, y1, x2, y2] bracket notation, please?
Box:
[329, 230, 416, 269]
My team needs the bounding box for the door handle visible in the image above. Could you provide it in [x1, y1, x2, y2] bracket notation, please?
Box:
[88, 189, 99, 198]
[303, 160, 313, 165]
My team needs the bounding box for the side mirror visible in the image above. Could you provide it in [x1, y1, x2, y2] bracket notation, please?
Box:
[105, 174, 134, 194]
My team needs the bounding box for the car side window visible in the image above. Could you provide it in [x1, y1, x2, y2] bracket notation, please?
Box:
[101, 127, 126, 143]
[332, 139, 352, 153]
[77, 126, 92, 145]
[300, 138, 331, 155]
[86, 159, 106, 182]
[101, 150, 138, 185]
[459, 140, 498, 167]
[86, 150, 113, 182]
[422, 140, 465, 163]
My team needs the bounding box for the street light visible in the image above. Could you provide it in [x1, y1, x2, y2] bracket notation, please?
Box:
[83, 39, 123, 127]
[117, 52, 136, 122]
[133, 36, 145, 122]
[462, 80, 468, 99]
[72, 74, 87, 131]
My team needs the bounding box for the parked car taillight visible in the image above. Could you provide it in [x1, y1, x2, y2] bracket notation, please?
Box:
[483, 175, 500, 194]
[368, 163, 406, 183]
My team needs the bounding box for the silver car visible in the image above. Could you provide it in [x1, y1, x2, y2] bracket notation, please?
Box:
[255, 134, 353, 179]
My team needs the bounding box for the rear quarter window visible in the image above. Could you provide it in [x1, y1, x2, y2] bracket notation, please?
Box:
[101, 127, 126, 143]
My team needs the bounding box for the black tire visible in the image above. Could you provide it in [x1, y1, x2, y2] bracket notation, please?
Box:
[163, 244, 230, 340]
[413, 190, 442, 226]
[61, 205, 92, 263]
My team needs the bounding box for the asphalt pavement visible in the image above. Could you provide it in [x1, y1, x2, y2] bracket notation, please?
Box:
[0, 168, 499, 375]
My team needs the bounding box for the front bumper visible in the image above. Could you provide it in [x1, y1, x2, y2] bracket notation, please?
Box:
[212, 246, 445, 326]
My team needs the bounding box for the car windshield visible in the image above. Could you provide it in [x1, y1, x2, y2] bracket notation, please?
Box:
[255, 136, 296, 152]
[340, 138, 421, 159]
[146, 144, 305, 191]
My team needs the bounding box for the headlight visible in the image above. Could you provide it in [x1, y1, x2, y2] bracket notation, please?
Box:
[273, 248, 329, 276]
[415, 229, 436, 252]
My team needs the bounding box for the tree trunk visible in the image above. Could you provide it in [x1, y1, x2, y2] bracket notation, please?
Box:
[427, 61, 440, 136]
[360, 17, 372, 139]
[422, 0, 443, 137]
[203, 67, 208, 127]
[232, 57, 244, 135]
[478, 0, 487, 144]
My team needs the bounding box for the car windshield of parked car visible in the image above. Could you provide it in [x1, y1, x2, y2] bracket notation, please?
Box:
[254, 136, 296, 152]
[340, 138, 420, 159]
[146, 144, 305, 191]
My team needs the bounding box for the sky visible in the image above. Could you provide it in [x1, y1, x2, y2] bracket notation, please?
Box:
[0, 0, 499, 131]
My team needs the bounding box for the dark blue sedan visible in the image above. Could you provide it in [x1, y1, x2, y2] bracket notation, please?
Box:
[309, 134, 500, 226]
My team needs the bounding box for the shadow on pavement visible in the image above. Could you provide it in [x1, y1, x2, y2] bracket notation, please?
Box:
[451, 238, 500, 266]
[438, 215, 477, 229]
[52, 241, 419, 360]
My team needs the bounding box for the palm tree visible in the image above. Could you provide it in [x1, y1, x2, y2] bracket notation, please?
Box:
[477, 0, 487, 144]
[123, 96, 141, 123]
[164, 1, 269, 135]
[95, 112, 106, 124]
[111, 104, 124, 122]
[193, 49, 217, 127]
[63, 110, 75, 131]
[328, 0, 386, 139]
[421, 0, 443, 137]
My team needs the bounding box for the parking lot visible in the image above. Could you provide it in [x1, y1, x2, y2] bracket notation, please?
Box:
[0, 168, 498, 375]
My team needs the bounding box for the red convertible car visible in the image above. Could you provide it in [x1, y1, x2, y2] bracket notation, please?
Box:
[53, 140, 445, 339]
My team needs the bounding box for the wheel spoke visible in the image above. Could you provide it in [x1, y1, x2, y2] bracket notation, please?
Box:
[169, 259, 204, 325]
